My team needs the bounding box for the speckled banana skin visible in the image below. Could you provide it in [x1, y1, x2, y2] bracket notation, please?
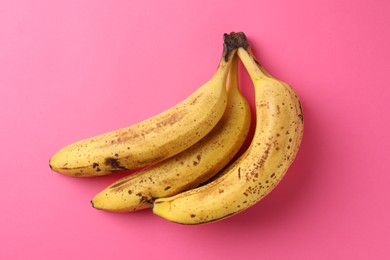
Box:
[91, 55, 251, 211]
[152, 46, 304, 224]
[49, 43, 237, 177]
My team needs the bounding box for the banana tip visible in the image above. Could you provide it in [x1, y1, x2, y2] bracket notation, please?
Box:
[90, 200, 97, 209]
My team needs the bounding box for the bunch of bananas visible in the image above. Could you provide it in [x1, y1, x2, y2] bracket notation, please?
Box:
[49, 32, 304, 225]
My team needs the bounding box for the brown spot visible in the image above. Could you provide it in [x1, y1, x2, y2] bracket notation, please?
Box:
[246, 144, 271, 180]
[237, 167, 241, 179]
[218, 189, 224, 193]
[164, 186, 171, 191]
[104, 157, 128, 171]
[156, 110, 188, 128]
[190, 93, 204, 105]
[92, 163, 102, 172]
[190, 214, 196, 218]
[136, 193, 152, 204]
[298, 101, 304, 122]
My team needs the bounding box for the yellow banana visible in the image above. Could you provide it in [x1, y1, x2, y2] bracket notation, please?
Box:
[91, 54, 251, 211]
[152, 41, 304, 224]
[49, 35, 239, 177]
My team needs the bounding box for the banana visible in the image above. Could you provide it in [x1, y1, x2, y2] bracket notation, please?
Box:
[152, 40, 304, 224]
[91, 54, 251, 212]
[49, 34, 240, 177]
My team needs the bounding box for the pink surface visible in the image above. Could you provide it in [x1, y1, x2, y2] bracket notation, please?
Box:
[1, 0, 389, 259]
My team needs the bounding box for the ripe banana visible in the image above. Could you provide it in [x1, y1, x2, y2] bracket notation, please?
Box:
[49, 35, 239, 177]
[152, 42, 304, 224]
[90, 54, 251, 211]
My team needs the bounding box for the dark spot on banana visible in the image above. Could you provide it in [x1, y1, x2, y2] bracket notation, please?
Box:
[164, 186, 171, 191]
[298, 101, 304, 122]
[190, 93, 204, 105]
[136, 192, 152, 204]
[104, 157, 128, 170]
[156, 111, 187, 128]
[190, 214, 196, 218]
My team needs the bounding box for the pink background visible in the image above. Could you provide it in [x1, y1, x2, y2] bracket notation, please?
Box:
[1, 0, 389, 259]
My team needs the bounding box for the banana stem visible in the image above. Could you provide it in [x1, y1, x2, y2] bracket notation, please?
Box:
[237, 47, 266, 81]
[223, 32, 249, 62]
[227, 54, 239, 93]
